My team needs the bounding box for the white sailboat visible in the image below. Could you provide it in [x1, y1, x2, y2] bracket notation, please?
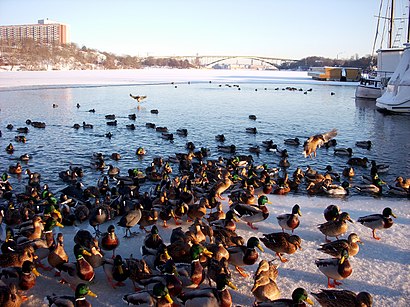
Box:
[376, 43, 410, 113]
[355, 0, 409, 100]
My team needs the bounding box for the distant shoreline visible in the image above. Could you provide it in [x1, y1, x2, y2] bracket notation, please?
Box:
[0, 69, 359, 90]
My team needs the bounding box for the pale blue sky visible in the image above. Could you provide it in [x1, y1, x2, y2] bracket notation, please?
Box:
[1, 0, 408, 59]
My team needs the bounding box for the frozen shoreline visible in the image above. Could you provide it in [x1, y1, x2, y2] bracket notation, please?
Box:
[0, 68, 359, 90]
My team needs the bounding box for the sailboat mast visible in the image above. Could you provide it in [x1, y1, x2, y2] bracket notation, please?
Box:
[408, 0, 410, 43]
[389, 0, 395, 48]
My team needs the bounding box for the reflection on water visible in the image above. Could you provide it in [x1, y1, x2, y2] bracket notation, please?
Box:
[0, 72, 409, 198]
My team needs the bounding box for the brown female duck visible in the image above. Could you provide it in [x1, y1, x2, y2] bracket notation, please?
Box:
[260, 232, 301, 263]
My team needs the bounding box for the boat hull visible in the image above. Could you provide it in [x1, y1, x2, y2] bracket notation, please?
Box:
[355, 84, 382, 99]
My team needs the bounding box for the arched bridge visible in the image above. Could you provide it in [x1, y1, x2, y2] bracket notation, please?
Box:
[142, 55, 298, 68]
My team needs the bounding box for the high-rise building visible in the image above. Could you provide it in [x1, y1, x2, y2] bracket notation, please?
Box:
[0, 18, 70, 45]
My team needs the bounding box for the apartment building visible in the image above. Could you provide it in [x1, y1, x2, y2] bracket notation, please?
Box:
[0, 18, 70, 45]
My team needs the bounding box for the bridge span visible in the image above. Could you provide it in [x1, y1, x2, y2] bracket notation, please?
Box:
[141, 55, 299, 68]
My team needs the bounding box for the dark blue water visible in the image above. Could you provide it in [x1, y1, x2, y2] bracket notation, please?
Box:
[0, 71, 409, 197]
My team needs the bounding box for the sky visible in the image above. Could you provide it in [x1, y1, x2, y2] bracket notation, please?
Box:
[0, 0, 409, 60]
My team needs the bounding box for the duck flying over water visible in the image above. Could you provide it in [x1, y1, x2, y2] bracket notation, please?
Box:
[303, 128, 338, 158]
[129, 94, 147, 102]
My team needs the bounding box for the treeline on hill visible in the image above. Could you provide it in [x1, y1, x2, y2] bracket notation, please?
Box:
[0, 39, 373, 71]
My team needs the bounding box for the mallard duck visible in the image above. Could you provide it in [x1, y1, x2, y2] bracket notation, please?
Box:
[8, 163, 22, 175]
[217, 144, 236, 153]
[303, 128, 338, 158]
[318, 212, 353, 242]
[215, 134, 226, 142]
[123, 282, 173, 306]
[357, 207, 397, 240]
[395, 176, 410, 190]
[246, 127, 257, 134]
[256, 287, 314, 306]
[45, 283, 97, 307]
[141, 225, 164, 256]
[0, 260, 40, 290]
[180, 274, 236, 307]
[311, 289, 373, 307]
[230, 195, 270, 230]
[284, 137, 300, 146]
[187, 199, 207, 221]
[347, 157, 369, 167]
[59, 245, 94, 287]
[0, 246, 35, 268]
[0, 283, 27, 307]
[342, 167, 355, 178]
[334, 148, 353, 156]
[176, 128, 188, 136]
[130, 94, 147, 102]
[125, 256, 152, 291]
[227, 237, 263, 277]
[325, 165, 341, 181]
[315, 249, 353, 288]
[175, 244, 212, 288]
[5, 143, 14, 154]
[117, 205, 142, 237]
[103, 255, 129, 289]
[206, 202, 225, 223]
[139, 259, 183, 298]
[355, 178, 383, 195]
[210, 210, 239, 232]
[322, 181, 350, 196]
[355, 140, 372, 149]
[99, 225, 120, 258]
[276, 204, 301, 233]
[323, 205, 341, 222]
[213, 172, 233, 200]
[138, 209, 159, 232]
[252, 260, 280, 304]
[48, 232, 69, 276]
[260, 232, 301, 263]
[318, 233, 362, 257]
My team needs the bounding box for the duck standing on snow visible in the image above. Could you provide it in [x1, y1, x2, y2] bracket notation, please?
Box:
[251, 260, 280, 305]
[99, 225, 120, 258]
[230, 195, 270, 230]
[315, 249, 352, 288]
[357, 207, 397, 240]
[318, 233, 363, 258]
[45, 283, 97, 307]
[311, 289, 373, 307]
[123, 281, 173, 306]
[180, 274, 236, 307]
[323, 205, 341, 221]
[276, 204, 301, 233]
[260, 232, 302, 263]
[318, 212, 353, 242]
[227, 237, 264, 277]
[255, 287, 314, 306]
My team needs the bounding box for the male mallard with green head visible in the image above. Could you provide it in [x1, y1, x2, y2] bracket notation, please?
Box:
[358, 207, 397, 240]
[227, 237, 263, 277]
[315, 249, 352, 288]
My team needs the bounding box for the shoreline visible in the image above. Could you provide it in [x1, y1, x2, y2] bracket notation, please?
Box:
[0, 68, 360, 90]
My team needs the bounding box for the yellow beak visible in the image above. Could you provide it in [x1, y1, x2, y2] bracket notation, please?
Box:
[257, 244, 264, 252]
[305, 297, 314, 305]
[164, 294, 173, 304]
[87, 290, 97, 298]
[32, 268, 41, 277]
